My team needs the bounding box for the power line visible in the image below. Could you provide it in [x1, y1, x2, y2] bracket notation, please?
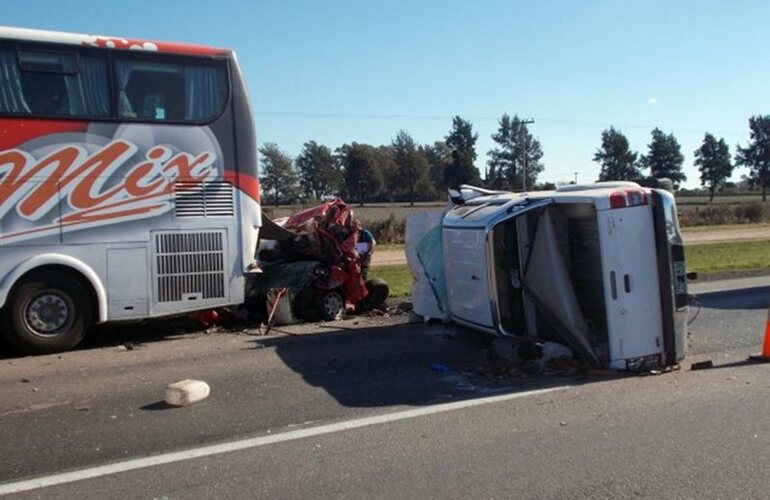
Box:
[255, 110, 747, 137]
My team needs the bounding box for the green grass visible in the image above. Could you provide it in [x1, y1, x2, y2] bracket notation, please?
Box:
[685, 239, 770, 274]
[371, 240, 770, 298]
[370, 264, 412, 298]
[374, 243, 406, 252]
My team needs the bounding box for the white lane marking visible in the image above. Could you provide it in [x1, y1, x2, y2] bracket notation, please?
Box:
[0, 386, 567, 495]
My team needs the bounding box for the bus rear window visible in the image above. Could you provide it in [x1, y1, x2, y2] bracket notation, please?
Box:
[0, 48, 110, 117]
[114, 58, 227, 122]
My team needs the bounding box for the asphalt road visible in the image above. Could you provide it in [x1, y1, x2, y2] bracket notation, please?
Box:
[0, 278, 768, 499]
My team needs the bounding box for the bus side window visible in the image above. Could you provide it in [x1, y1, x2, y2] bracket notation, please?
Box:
[116, 61, 181, 121]
[0, 48, 111, 118]
[114, 58, 226, 123]
[20, 71, 69, 116]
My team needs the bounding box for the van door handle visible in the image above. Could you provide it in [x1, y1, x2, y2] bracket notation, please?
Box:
[624, 274, 631, 293]
[610, 271, 618, 300]
[471, 275, 480, 280]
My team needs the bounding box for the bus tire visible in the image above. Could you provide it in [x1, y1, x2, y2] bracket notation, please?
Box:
[3, 272, 92, 354]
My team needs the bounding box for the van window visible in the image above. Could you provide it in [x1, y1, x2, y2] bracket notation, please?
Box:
[0, 48, 110, 117]
[114, 58, 227, 122]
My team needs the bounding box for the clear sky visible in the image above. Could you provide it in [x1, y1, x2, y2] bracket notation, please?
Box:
[2, 0, 769, 188]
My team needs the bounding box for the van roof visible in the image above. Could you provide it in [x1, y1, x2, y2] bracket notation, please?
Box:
[461, 182, 646, 206]
[446, 182, 651, 227]
[0, 26, 231, 57]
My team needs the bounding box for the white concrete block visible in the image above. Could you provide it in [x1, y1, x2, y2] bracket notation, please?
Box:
[165, 379, 210, 406]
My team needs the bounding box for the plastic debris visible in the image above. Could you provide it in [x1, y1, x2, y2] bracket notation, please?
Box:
[188, 309, 220, 328]
[430, 363, 451, 372]
[165, 379, 210, 406]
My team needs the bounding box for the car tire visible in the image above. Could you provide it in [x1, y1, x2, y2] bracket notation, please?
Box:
[320, 289, 345, 321]
[357, 277, 390, 312]
[3, 272, 92, 354]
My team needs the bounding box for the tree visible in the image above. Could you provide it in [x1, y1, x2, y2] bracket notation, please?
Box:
[336, 142, 384, 206]
[736, 115, 770, 202]
[487, 114, 544, 190]
[258, 143, 299, 205]
[694, 133, 733, 203]
[444, 116, 481, 188]
[375, 145, 398, 201]
[420, 141, 451, 196]
[639, 128, 686, 187]
[295, 141, 342, 200]
[593, 127, 641, 181]
[391, 130, 431, 205]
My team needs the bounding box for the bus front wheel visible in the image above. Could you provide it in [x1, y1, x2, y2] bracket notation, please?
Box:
[3, 272, 92, 354]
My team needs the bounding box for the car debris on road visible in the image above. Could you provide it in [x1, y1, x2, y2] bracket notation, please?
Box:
[188, 198, 389, 332]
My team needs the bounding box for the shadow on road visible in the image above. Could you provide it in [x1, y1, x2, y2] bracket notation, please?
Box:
[0, 316, 205, 359]
[692, 358, 769, 371]
[694, 286, 770, 311]
[252, 320, 601, 409]
[139, 401, 176, 411]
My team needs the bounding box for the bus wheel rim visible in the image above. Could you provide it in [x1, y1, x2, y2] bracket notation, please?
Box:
[24, 293, 71, 335]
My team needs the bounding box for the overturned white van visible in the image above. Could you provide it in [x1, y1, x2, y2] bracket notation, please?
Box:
[407, 182, 689, 371]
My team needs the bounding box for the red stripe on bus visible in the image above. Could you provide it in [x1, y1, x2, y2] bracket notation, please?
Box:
[0, 120, 88, 150]
[224, 171, 261, 203]
[153, 42, 230, 56]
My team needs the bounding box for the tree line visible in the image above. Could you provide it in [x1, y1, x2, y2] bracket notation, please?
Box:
[595, 115, 770, 202]
[259, 114, 770, 205]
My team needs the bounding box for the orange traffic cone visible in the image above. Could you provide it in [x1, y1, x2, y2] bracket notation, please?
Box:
[749, 306, 770, 363]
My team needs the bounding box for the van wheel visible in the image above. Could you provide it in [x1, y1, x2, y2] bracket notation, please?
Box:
[3, 272, 92, 354]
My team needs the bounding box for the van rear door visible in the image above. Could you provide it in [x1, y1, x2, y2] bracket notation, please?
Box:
[597, 206, 665, 369]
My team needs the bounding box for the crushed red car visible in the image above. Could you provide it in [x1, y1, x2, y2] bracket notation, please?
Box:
[249, 198, 389, 325]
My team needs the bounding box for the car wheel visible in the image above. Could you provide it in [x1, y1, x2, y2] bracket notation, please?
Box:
[3, 271, 92, 354]
[357, 277, 390, 312]
[321, 289, 345, 321]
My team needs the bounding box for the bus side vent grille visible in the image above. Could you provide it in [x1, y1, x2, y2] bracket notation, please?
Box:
[155, 231, 226, 303]
[174, 181, 234, 217]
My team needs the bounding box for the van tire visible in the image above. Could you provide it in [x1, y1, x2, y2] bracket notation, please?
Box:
[3, 272, 92, 354]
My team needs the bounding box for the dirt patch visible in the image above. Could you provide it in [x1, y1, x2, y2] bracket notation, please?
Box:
[683, 226, 770, 244]
[372, 249, 407, 266]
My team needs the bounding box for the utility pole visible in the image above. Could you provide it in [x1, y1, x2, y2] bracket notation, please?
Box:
[521, 118, 535, 191]
[358, 178, 364, 207]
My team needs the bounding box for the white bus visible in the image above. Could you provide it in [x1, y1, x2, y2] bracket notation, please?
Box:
[0, 27, 261, 353]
